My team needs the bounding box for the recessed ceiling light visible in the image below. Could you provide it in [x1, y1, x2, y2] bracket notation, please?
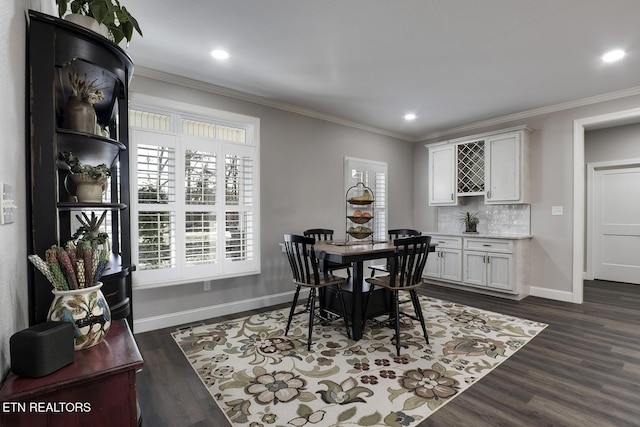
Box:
[211, 49, 229, 60]
[404, 113, 416, 121]
[602, 49, 625, 63]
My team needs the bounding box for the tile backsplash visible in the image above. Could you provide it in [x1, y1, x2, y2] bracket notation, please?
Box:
[437, 198, 530, 235]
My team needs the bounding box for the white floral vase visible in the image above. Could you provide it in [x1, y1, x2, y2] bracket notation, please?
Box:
[47, 282, 111, 351]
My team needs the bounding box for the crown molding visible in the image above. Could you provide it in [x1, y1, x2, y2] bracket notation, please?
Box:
[417, 85, 640, 142]
[133, 66, 415, 142]
[134, 67, 640, 144]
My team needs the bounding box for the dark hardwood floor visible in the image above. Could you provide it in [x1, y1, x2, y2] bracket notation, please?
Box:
[134, 280, 640, 426]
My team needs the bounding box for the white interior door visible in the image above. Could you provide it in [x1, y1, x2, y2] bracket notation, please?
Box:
[593, 166, 640, 284]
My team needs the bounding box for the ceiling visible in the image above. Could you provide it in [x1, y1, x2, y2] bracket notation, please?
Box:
[122, 0, 640, 141]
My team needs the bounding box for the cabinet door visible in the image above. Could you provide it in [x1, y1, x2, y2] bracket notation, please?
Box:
[486, 253, 514, 291]
[424, 251, 440, 278]
[428, 145, 456, 206]
[485, 132, 521, 203]
[441, 249, 462, 281]
[463, 251, 486, 286]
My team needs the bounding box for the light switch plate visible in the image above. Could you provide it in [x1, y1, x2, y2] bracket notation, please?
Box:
[1, 182, 16, 225]
[551, 205, 563, 216]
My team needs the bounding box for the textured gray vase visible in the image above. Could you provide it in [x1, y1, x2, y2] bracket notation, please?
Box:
[64, 96, 97, 134]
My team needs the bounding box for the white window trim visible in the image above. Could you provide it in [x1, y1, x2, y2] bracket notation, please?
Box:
[130, 93, 260, 289]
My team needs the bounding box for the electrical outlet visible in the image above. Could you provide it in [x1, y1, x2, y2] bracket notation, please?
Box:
[204, 280, 211, 291]
[551, 205, 563, 216]
[0, 183, 16, 225]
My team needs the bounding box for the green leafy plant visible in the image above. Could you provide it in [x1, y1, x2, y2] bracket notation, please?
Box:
[56, 0, 143, 44]
[72, 211, 109, 245]
[458, 211, 479, 232]
[59, 151, 111, 181]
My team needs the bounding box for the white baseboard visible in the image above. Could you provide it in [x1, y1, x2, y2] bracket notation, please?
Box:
[529, 286, 574, 303]
[133, 289, 307, 333]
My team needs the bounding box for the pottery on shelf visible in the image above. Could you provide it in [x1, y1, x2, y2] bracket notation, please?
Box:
[68, 172, 107, 203]
[64, 13, 109, 38]
[64, 95, 97, 134]
[47, 282, 111, 351]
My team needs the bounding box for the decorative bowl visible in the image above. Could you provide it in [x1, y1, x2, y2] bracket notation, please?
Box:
[348, 215, 373, 224]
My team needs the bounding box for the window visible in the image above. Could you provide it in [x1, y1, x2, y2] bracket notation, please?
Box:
[344, 157, 387, 240]
[130, 102, 260, 288]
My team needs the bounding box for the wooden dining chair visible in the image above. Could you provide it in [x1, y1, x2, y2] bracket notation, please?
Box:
[369, 229, 422, 277]
[303, 228, 351, 277]
[364, 235, 432, 356]
[283, 234, 351, 350]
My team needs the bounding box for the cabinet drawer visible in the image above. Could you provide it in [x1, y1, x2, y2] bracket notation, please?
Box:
[464, 238, 513, 253]
[430, 236, 462, 249]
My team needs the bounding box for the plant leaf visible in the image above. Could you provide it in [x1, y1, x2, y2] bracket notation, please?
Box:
[358, 412, 382, 426]
[337, 406, 357, 422]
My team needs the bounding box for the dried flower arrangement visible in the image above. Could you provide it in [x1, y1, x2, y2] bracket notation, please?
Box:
[68, 68, 105, 105]
[28, 241, 109, 291]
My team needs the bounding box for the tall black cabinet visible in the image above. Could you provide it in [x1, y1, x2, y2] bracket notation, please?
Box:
[26, 11, 135, 327]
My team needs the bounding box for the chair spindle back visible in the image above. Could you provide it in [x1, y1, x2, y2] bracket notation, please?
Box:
[388, 235, 432, 289]
[284, 234, 320, 285]
[388, 229, 421, 239]
[303, 228, 334, 241]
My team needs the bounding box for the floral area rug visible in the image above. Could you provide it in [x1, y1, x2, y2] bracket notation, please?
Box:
[171, 296, 547, 427]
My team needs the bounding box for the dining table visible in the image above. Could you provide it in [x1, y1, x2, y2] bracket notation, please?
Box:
[313, 239, 436, 341]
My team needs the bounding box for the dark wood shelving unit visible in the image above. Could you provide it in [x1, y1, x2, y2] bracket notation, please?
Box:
[26, 10, 135, 329]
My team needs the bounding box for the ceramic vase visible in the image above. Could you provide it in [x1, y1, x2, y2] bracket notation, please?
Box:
[465, 224, 478, 233]
[47, 282, 111, 351]
[64, 95, 97, 134]
[70, 173, 106, 203]
[64, 14, 110, 38]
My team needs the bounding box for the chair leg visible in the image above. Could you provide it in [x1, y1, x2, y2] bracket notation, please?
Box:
[285, 286, 301, 336]
[362, 283, 376, 325]
[410, 290, 429, 345]
[307, 288, 316, 351]
[393, 291, 401, 357]
[335, 284, 351, 339]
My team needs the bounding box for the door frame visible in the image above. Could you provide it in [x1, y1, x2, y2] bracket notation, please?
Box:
[573, 107, 640, 303]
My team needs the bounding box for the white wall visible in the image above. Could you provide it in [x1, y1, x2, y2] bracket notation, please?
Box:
[129, 74, 415, 331]
[0, 0, 29, 381]
[414, 94, 640, 302]
[586, 122, 640, 163]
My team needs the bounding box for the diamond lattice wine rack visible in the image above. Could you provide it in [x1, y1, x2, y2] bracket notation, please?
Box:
[457, 140, 485, 195]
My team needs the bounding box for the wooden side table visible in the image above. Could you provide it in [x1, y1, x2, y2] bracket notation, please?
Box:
[0, 320, 143, 426]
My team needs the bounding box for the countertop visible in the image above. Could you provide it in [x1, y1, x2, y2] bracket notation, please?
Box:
[423, 232, 533, 240]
